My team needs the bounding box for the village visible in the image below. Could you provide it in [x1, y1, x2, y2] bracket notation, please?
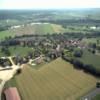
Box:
[0, 33, 100, 100]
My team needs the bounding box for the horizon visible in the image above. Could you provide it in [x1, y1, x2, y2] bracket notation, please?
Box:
[0, 0, 100, 10]
[0, 8, 100, 11]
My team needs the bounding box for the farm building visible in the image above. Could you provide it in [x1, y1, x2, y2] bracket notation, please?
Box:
[4, 87, 21, 100]
[34, 55, 44, 64]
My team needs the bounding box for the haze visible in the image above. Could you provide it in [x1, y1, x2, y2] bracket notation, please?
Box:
[0, 0, 100, 9]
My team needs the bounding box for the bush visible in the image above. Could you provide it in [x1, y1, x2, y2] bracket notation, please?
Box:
[16, 68, 22, 75]
[73, 49, 83, 57]
[72, 59, 84, 69]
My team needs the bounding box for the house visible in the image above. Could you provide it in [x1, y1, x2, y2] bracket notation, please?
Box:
[33, 55, 44, 64]
[4, 87, 21, 100]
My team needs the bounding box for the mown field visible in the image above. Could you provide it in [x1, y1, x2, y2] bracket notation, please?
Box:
[10, 23, 64, 35]
[5, 58, 97, 100]
[76, 50, 100, 71]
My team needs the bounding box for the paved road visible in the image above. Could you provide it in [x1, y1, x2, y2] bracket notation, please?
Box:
[81, 88, 100, 100]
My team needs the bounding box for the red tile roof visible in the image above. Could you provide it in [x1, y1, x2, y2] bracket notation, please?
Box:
[4, 87, 21, 100]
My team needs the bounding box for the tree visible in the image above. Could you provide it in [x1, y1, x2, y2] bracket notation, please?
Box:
[72, 59, 84, 69]
[97, 39, 99, 44]
[16, 68, 22, 75]
[73, 49, 83, 57]
[1, 47, 11, 56]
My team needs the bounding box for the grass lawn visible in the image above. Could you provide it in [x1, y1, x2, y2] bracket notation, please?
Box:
[76, 50, 100, 71]
[4, 58, 97, 100]
[92, 94, 100, 100]
[0, 46, 34, 57]
[8, 46, 34, 56]
[33, 24, 54, 34]
[0, 30, 15, 40]
[4, 78, 17, 88]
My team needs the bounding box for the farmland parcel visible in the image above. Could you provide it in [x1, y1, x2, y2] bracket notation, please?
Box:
[5, 58, 97, 100]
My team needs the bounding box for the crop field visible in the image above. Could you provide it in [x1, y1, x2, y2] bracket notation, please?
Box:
[10, 23, 64, 35]
[76, 50, 100, 71]
[5, 58, 97, 100]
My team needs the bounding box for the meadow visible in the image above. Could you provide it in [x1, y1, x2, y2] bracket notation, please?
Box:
[0, 30, 15, 40]
[76, 50, 100, 71]
[0, 46, 34, 57]
[0, 23, 98, 40]
[5, 58, 97, 100]
[82, 38, 100, 44]
[10, 23, 64, 35]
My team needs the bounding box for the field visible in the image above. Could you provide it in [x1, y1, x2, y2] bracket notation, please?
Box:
[93, 94, 100, 100]
[10, 23, 64, 35]
[0, 23, 64, 40]
[0, 46, 34, 57]
[76, 50, 100, 71]
[0, 23, 97, 40]
[82, 38, 100, 44]
[5, 58, 97, 100]
[0, 30, 15, 40]
[9, 23, 92, 36]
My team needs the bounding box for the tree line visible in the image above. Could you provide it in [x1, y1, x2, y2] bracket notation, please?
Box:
[62, 55, 100, 77]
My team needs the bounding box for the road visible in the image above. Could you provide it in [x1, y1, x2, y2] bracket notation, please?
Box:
[81, 88, 100, 100]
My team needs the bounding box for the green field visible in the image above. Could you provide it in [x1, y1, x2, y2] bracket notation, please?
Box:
[0, 23, 64, 40]
[76, 50, 100, 71]
[0, 30, 15, 40]
[93, 94, 100, 100]
[0, 23, 97, 40]
[5, 58, 97, 100]
[82, 38, 100, 44]
[10, 23, 92, 36]
[0, 46, 34, 57]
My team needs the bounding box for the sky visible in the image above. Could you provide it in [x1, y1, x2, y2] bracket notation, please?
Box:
[0, 0, 100, 9]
